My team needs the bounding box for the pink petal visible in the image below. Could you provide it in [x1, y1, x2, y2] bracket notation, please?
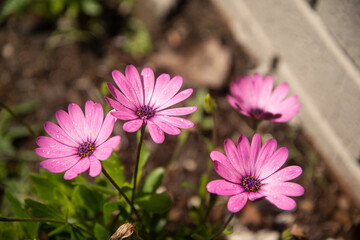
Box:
[227, 193, 248, 212]
[210, 151, 228, 163]
[88, 156, 102, 177]
[110, 108, 138, 121]
[85, 101, 104, 142]
[158, 107, 197, 116]
[258, 147, 289, 179]
[255, 138, 277, 175]
[40, 155, 81, 173]
[44, 121, 78, 147]
[122, 119, 143, 133]
[156, 116, 194, 129]
[265, 194, 296, 210]
[68, 103, 87, 142]
[272, 103, 301, 123]
[149, 117, 181, 135]
[262, 166, 303, 184]
[248, 191, 264, 201]
[262, 182, 304, 197]
[56, 110, 82, 144]
[206, 180, 244, 196]
[213, 160, 241, 183]
[36, 136, 70, 148]
[64, 157, 90, 180]
[237, 135, 251, 176]
[95, 111, 117, 145]
[226, 95, 245, 113]
[153, 75, 183, 109]
[224, 139, 246, 178]
[35, 146, 77, 158]
[156, 88, 194, 111]
[149, 73, 171, 107]
[141, 68, 155, 105]
[249, 133, 262, 176]
[94, 136, 121, 160]
[97, 136, 121, 149]
[147, 121, 165, 144]
[112, 70, 139, 107]
[106, 83, 136, 109]
[125, 65, 144, 106]
[270, 82, 289, 103]
[257, 75, 273, 108]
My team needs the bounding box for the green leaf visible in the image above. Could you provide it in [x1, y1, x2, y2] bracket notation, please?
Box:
[103, 201, 130, 225]
[94, 223, 110, 240]
[81, 0, 102, 17]
[24, 198, 64, 220]
[0, 221, 18, 240]
[140, 167, 164, 194]
[0, 0, 30, 22]
[30, 173, 73, 213]
[4, 190, 39, 238]
[198, 174, 209, 200]
[71, 185, 105, 218]
[102, 152, 125, 187]
[49, 0, 65, 16]
[137, 193, 172, 214]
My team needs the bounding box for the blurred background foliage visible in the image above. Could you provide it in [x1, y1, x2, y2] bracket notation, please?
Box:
[0, 0, 152, 57]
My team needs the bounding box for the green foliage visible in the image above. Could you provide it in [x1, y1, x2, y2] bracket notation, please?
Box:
[123, 19, 153, 58]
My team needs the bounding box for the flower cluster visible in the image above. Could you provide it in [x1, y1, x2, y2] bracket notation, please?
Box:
[35, 66, 303, 229]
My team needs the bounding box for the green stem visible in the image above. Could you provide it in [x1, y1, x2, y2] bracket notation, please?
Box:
[252, 119, 262, 132]
[210, 213, 235, 240]
[131, 124, 146, 204]
[0, 102, 36, 137]
[102, 168, 145, 229]
[102, 167, 149, 238]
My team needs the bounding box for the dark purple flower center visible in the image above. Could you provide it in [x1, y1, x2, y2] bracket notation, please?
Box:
[136, 105, 155, 119]
[242, 176, 261, 192]
[250, 108, 264, 118]
[78, 141, 95, 157]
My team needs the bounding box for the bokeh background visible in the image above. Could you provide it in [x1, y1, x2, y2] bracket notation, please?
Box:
[0, 0, 359, 239]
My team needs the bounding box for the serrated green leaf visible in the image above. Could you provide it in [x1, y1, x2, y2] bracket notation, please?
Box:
[136, 193, 172, 214]
[24, 198, 64, 221]
[140, 167, 164, 194]
[5, 190, 39, 238]
[94, 223, 110, 240]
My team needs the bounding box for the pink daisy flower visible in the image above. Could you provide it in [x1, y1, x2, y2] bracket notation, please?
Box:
[227, 73, 300, 122]
[35, 101, 121, 180]
[105, 65, 197, 144]
[207, 134, 304, 212]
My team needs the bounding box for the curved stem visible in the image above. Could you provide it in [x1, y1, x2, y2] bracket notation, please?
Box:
[0, 102, 36, 137]
[211, 213, 235, 240]
[102, 167, 146, 232]
[131, 124, 146, 204]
